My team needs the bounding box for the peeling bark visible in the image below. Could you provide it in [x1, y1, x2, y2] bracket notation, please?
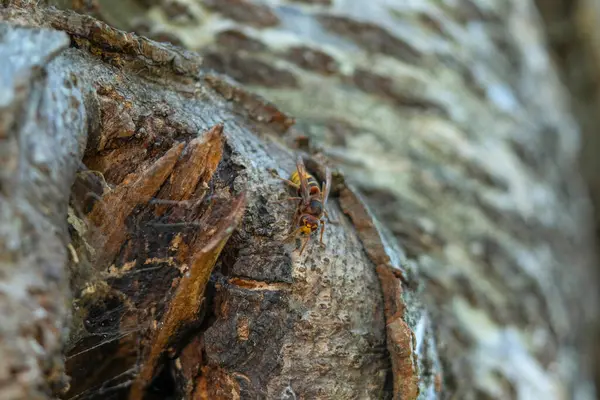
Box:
[339, 186, 424, 399]
[130, 193, 246, 400]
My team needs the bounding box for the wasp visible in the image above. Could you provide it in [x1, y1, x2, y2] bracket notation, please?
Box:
[276, 156, 331, 255]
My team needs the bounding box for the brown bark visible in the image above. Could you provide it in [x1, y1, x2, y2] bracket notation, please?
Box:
[0, 0, 598, 399]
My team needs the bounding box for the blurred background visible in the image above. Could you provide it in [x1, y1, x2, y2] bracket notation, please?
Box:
[536, 0, 600, 233]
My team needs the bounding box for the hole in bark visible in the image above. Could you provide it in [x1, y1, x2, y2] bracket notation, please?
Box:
[382, 367, 394, 399]
[146, 364, 176, 400]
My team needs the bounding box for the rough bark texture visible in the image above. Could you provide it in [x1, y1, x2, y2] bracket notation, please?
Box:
[0, 20, 89, 399]
[0, 0, 598, 400]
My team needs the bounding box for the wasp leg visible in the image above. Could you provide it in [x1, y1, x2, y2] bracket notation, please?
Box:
[290, 210, 302, 232]
[284, 226, 302, 243]
[319, 219, 326, 248]
[298, 234, 311, 255]
[324, 209, 338, 224]
[286, 211, 302, 239]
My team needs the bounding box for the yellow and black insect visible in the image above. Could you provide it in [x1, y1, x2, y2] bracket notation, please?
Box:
[277, 156, 331, 255]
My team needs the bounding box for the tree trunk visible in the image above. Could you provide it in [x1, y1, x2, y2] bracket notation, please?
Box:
[0, 0, 598, 399]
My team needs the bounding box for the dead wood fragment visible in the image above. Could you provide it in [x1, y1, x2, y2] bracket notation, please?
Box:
[175, 334, 244, 400]
[129, 193, 246, 400]
[339, 186, 423, 400]
[195, 365, 240, 400]
[87, 142, 185, 267]
[45, 7, 203, 78]
[172, 336, 203, 398]
[338, 187, 409, 282]
[377, 266, 421, 400]
[96, 92, 136, 151]
[153, 124, 224, 215]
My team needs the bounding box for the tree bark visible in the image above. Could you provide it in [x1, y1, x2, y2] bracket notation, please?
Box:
[0, 0, 598, 400]
[0, 18, 89, 400]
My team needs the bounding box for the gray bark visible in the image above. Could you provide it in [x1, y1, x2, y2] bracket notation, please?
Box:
[0, 0, 597, 399]
[0, 20, 89, 400]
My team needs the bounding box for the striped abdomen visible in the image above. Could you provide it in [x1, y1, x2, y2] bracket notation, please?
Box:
[290, 170, 321, 196]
